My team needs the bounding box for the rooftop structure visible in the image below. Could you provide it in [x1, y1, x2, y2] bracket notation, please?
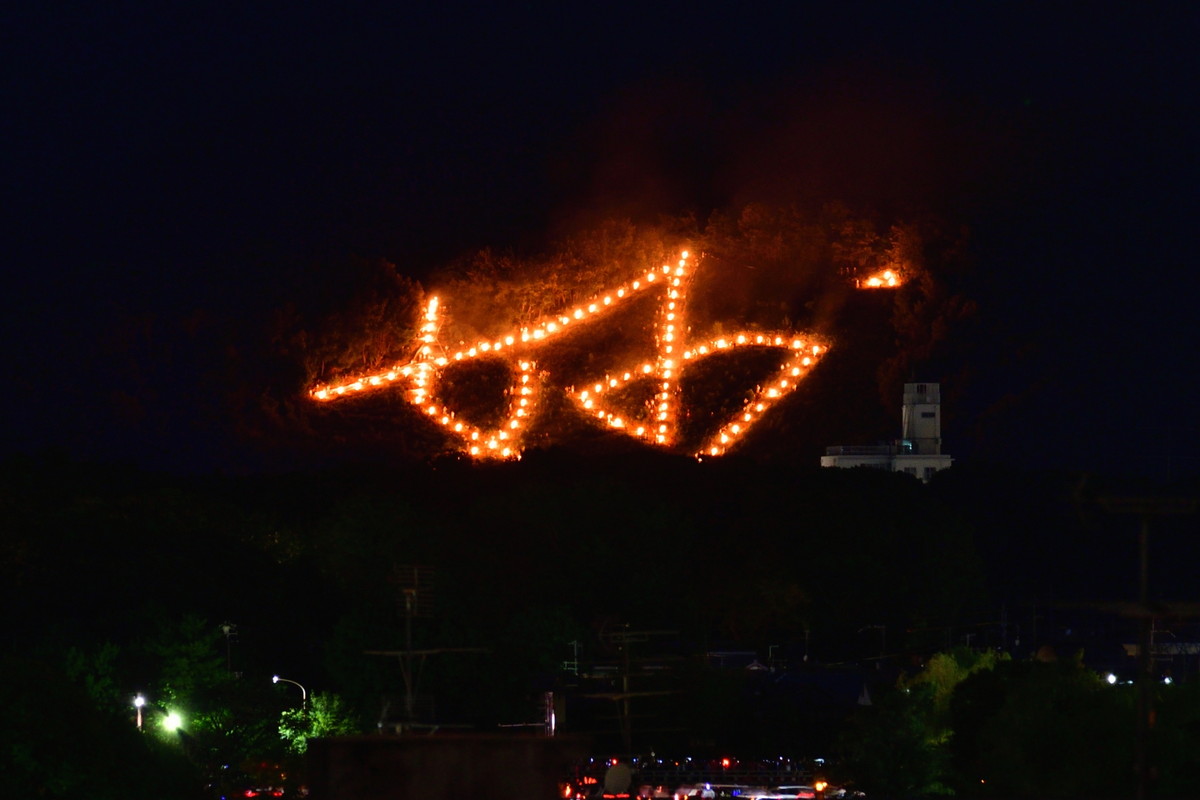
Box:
[820, 382, 953, 481]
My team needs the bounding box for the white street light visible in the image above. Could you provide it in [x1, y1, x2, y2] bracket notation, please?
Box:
[133, 694, 146, 731]
[273, 675, 308, 707]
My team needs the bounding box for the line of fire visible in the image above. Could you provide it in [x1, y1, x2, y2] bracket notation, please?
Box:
[308, 253, 903, 460]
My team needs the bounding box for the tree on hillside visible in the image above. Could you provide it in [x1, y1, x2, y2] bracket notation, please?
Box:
[226, 255, 431, 462]
[428, 217, 693, 345]
[296, 257, 426, 387]
[834, 681, 952, 798]
[696, 203, 832, 332]
[832, 648, 1003, 797]
[874, 219, 978, 407]
[948, 654, 1134, 797]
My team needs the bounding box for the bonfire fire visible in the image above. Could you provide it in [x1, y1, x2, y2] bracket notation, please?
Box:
[310, 251, 831, 460]
[861, 268, 901, 288]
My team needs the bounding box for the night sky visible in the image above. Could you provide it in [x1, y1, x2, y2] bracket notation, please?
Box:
[4, 3, 1198, 480]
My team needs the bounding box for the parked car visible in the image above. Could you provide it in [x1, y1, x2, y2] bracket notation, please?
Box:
[676, 784, 764, 799]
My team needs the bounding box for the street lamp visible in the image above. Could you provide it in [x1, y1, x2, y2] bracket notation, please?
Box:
[133, 694, 146, 731]
[272, 675, 307, 707]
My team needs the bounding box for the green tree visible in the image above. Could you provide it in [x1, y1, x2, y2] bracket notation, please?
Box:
[905, 647, 1008, 737]
[134, 614, 286, 792]
[836, 648, 1200, 798]
[949, 656, 1132, 797]
[63, 641, 123, 714]
[944, 649, 1200, 797]
[833, 648, 1004, 798]
[0, 654, 201, 799]
[278, 692, 360, 755]
[144, 614, 231, 706]
[834, 682, 952, 798]
[1149, 680, 1200, 798]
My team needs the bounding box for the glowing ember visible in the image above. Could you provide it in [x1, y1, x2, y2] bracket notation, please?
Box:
[309, 249, 829, 460]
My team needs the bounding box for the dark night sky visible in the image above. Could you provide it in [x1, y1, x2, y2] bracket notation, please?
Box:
[3, 3, 1198, 480]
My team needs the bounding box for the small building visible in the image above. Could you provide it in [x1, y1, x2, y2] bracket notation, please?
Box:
[821, 382, 953, 481]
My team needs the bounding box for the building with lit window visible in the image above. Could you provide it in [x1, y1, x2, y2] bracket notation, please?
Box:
[821, 382, 953, 481]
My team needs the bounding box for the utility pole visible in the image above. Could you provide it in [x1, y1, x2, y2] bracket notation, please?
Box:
[620, 629, 631, 754]
[582, 626, 679, 754]
[390, 565, 434, 732]
[403, 587, 416, 725]
[1098, 495, 1196, 800]
[368, 564, 487, 733]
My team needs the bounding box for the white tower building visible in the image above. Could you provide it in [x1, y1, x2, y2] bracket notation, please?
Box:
[901, 382, 943, 455]
[821, 382, 953, 481]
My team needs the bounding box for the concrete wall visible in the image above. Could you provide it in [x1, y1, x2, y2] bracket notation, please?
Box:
[307, 734, 589, 800]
